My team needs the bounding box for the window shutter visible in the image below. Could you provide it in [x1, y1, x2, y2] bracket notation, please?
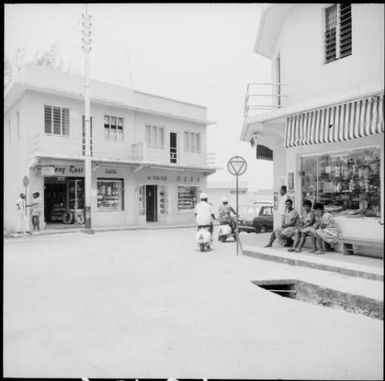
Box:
[339, 4, 352, 58]
[62, 108, 70, 136]
[44, 105, 52, 134]
[325, 5, 337, 63]
[53, 107, 61, 134]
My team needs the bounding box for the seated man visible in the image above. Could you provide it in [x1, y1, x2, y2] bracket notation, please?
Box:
[309, 202, 340, 254]
[288, 199, 316, 253]
[218, 197, 237, 234]
[264, 199, 299, 248]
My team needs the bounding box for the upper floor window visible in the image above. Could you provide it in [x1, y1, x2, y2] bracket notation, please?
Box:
[324, 4, 352, 64]
[145, 125, 164, 149]
[44, 105, 70, 135]
[104, 115, 124, 142]
[184, 131, 201, 153]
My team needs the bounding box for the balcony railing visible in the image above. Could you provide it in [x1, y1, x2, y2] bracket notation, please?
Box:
[244, 83, 288, 118]
[30, 134, 216, 169]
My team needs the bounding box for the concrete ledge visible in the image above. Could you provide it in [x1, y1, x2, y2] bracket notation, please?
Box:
[243, 246, 384, 281]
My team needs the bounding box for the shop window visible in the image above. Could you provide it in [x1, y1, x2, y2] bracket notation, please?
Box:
[301, 147, 381, 217]
[104, 115, 124, 142]
[184, 131, 201, 153]
[178, 186, 198, 211]
[97, 179, 124, 211]
[145, 124, 164, 149]
[324, 4, 352, 64]
[44, 105, 70, 136]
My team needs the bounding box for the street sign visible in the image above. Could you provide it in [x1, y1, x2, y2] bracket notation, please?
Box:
[22, 176, 29, 187]
[227, 156, 248, 256]
[227, 156, 247, 176]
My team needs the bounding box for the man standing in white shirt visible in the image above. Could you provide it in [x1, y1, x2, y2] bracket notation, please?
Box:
[15, 193, 30, 234]
[194, 192, 216, 235]
[277, 185, 289, 225]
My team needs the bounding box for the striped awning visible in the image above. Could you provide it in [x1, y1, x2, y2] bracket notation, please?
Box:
[284, 94, 384, 148]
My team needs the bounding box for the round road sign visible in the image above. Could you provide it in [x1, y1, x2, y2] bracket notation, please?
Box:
[23, 176, 29, 188]
[227, 155, 247, 176]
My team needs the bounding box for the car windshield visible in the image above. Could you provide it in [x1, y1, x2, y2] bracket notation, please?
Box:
[239, 205, 261, 217]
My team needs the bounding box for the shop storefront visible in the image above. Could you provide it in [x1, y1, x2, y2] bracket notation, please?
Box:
[134, 168, 204, 225]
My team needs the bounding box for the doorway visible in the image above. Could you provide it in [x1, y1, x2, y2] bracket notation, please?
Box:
[170, 132, 177, 164]
[146, 185, 158, 222]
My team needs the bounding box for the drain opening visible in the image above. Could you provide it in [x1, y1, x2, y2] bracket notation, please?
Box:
[252, 279, 383, 320]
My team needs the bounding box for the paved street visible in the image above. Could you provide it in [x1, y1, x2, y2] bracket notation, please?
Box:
[4, 228, 383, 379]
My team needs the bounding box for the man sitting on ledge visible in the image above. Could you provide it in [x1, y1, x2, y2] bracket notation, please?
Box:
[264, 199, 299, 248]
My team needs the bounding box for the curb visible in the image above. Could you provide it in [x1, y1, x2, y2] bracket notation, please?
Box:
[243, 249, 384, 281]
[4, 224, 196, 239]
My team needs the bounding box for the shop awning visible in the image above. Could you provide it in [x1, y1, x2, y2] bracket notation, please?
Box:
[284, 94, 384, 148]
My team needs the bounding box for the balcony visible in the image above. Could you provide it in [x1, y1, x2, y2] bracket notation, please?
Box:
[244, 83, 288, 118]
[30, 134, 216, 170]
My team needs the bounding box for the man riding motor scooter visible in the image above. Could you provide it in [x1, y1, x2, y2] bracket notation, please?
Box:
[195, 193, 216, 251]
[218, 197, 237, 242]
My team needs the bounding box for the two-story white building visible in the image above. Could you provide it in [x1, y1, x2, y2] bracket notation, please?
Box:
[241, 4, 384, 256]
[4, 65, 217, 231]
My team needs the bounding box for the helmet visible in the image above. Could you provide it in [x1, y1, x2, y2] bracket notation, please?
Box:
[222, 197, 228, 203]
[200, 192, 208, 200]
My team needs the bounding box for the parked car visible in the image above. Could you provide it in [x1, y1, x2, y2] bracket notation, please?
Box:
[238, 203, 274, 233]
[253, 200, 273, 205]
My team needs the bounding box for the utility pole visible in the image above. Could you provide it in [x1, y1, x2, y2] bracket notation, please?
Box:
[82, 4, 94, 233]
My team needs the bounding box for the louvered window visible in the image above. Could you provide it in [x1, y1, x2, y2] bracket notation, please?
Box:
[184, 131, 201, 153]
[44, 105, 70, 135]
[324, 4, 352, 64]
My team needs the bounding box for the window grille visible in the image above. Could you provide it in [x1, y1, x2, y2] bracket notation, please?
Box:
[324, 4, 352, 63]
[44, 105, 70, 135]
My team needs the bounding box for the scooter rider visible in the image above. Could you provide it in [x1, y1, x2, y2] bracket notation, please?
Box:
[195, 192, 216, 236]
[218, 197, 237, 234]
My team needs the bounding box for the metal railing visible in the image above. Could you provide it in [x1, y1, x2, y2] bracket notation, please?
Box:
[244, 83, 288, 118]
[30, 134, 216, 169]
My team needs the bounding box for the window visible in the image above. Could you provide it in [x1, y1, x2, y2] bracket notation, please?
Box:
[301, 147, 381, 217]
[145, 125, 164, 149]
[44, 105, 70, 135]
[8, 119, 11, 144]
[262, 207, 273, 216]
[104, 115, 124, 142]
[324, 4, 352, 63]
[178, 186, 198, 211]
[82, 116, 93, 156]
[184, 131, 201, 153]
[17, 112, 20, 140]
[97, 179, 124, 211]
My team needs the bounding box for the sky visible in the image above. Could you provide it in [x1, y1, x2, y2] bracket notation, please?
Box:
[4, 3, 274, 191]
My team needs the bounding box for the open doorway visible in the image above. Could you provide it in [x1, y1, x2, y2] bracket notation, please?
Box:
[146, 185, 158, 222]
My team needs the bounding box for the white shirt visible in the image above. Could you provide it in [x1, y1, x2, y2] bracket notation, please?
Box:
[278, 193, 288, 216]
[195, 201, 213, 226]
[16, 197, 26, 214]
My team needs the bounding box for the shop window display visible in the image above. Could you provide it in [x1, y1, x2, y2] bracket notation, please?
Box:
[178, 186, 198, 211]
[301, 147, 381, 217]
[97, 179, 124, 211]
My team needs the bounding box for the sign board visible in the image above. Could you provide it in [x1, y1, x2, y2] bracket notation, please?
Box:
[227, 156, 247, 176]
[256, 145, 273, 161]
[41, 167, 56, 176]
[288, 172, 294, 191]
[23, 176, 29, 187]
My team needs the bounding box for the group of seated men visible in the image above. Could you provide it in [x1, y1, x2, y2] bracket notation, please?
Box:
[264, 199, 340, 254]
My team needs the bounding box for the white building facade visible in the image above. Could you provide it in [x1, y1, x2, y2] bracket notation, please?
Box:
[241, 4, 384, 255]
[4, 65, 216, 231]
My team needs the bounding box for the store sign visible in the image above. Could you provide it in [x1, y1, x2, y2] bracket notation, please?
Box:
[105, 169, 117, 174]
[288, 172, 294, 191]
[176, 175, 200, 183]
[146, 175, 168, 182]
[37, 164, 84, 176]
[256, 145, 273, 161]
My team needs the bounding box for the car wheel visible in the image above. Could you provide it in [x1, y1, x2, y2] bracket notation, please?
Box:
[260, 225, 267, 233]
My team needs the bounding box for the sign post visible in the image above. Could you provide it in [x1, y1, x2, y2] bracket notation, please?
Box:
[227, 156, 247, 255]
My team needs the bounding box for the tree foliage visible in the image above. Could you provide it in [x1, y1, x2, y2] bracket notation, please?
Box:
[4, 41, 67, 90]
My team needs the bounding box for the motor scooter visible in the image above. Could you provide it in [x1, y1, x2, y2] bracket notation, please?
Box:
[218, 217, 237, 242]
[196, 226, 212, 252]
